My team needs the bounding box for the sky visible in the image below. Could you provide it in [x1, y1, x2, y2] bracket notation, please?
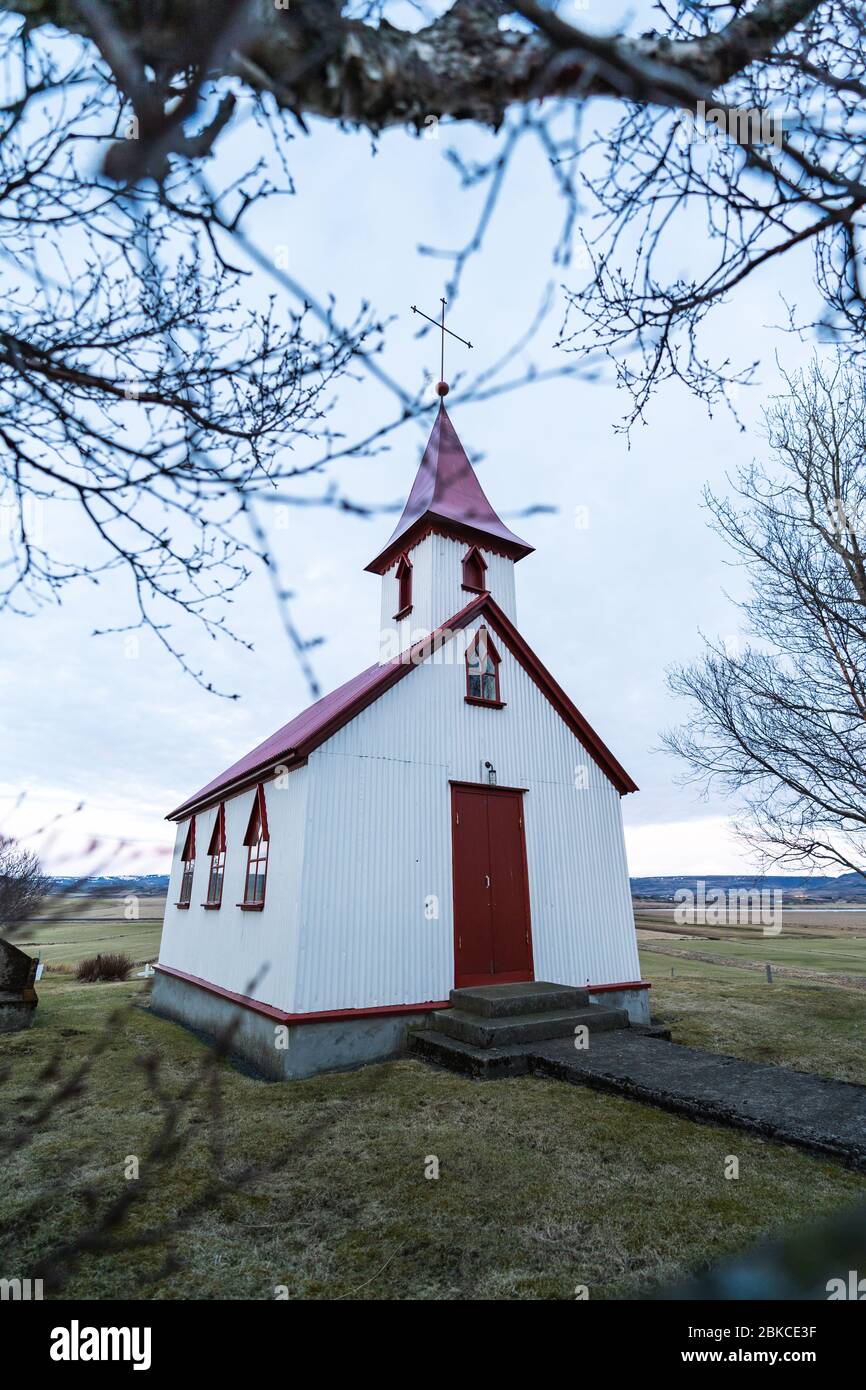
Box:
[0, 6, 828, 878]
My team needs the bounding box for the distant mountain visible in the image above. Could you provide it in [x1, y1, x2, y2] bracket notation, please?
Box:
[630, 872, 866, 903]
[48, 874, 170, 898]
[44, 871, 866, 904]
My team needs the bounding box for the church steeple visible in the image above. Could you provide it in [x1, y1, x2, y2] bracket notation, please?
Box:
[370, 402, 531, 660]
[365, 403, 534, 576]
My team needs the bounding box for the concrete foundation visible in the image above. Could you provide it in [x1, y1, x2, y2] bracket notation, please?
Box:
[587, 986, 651, 1026]
[150, 971, 435, 1080]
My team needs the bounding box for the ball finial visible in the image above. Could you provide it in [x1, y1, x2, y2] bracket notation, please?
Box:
[436, 380, 449, 397]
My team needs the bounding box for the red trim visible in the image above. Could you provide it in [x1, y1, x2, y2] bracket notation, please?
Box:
[378, 526, 525, 572]
[174, 902, 190, 910]
[394, 552, 413, 618]
[203, 803, 226, 906]
[449, 779, 529, 793]
[587, 979, 651, 993]
[461, 544, 488, 594]
[156, 961, 648, 1017]
[181, 817, 196, 861]
[465, 623, 502, 706]
[178, 817, 196, 906]
[237, 902, 265, 912]
[171, 756, 306, 823]
[201, 902, 221, 911]
[393, 605, 412, 621]
[207, 803, 226, 854]
[155, 964, 449, 1025]
[242, 784, 269, 907]
[169, 592, 636, 819]
[367, 519, 532, 577]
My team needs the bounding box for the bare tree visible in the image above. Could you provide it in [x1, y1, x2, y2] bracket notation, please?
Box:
[2, 1, 865, 687]
[665, 356, 866, 876]
[0, 834, 48, 925]
[6, 2, 862, 406]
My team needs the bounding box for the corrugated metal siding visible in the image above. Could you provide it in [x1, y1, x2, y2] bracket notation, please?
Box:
[379, 534, 517, 659]
[296, 754, 452, 1011]
[294, 625, 639, 1013]
[158, 766, 309, 1013]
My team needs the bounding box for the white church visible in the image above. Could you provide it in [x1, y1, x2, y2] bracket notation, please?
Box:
[153, 393, 647, 1078]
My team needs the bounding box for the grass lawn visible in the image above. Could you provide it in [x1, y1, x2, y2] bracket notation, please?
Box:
[658, 934, 866, 974]
[641, 950, 866, 1084]
[1, 976, 865, 1300]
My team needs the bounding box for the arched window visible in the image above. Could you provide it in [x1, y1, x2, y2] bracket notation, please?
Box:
[242, 784, 270, 908]
[177, 817, 195, 908]
[465, 626, 503, 706]
[204, 803, 226, 907]
[394, 552, 413, 618]
[462, 545, 488, 593]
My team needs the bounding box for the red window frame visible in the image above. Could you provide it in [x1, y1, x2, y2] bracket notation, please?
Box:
[240, 784, 269, 910]
[462, 545, 488, 594]
[176, 817, 196, 908]
[393, 552, 413, 619]
[203, 803, 226, 908]
[465, 626, 504, 708]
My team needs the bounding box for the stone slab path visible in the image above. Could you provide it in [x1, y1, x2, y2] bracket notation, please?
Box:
[530, 1033, 866, 1169]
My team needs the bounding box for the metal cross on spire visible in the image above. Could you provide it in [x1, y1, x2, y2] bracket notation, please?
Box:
[410, 296, 473, 398]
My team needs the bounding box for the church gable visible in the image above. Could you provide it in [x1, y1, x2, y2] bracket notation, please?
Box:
[168, 592, 634, 822]
[319, 598, 636, 798]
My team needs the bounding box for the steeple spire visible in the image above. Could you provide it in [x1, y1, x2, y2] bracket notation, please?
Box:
[365, 403, 533, 575]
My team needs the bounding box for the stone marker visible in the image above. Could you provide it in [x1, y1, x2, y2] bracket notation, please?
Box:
[0, 937, 39, 1032]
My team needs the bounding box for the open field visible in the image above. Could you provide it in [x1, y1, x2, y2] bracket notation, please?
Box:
[634, 901, 866, 941]
[639, 933, 866, 977]
[1, 975, 865, 1301]
[14, 895, 165, 968]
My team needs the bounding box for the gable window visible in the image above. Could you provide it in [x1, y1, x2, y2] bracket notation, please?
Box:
[241, 784, 269, 909]
[177, 818, 195, 908]
[462, 545, 488, 594]
[465, 626, 504, 707]
[204, 803, 226, 908]
[393, 552, 413, 619]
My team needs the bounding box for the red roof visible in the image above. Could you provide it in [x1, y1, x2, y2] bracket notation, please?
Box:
[365, 403, 533, 573]
[168, 595, 637, 820]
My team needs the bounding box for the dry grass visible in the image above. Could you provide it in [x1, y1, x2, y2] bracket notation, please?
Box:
[642, 950, 866, 1084]
[75, 952, 133, 983]
[1, 977, 865, 1300]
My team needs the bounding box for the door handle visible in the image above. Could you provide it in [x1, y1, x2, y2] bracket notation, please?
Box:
[485, 875, 491, 888]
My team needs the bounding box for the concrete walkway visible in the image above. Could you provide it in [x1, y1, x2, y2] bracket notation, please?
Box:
[530, 1033, 866, 1170]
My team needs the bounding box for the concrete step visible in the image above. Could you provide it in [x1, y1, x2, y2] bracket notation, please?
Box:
[449, 980, 590, 1018]
[432, 1004, 629, 1049]
[409, 1028, 530, 1080]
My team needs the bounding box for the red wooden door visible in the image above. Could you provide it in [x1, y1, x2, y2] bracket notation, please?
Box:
[451, 784, 533, 988]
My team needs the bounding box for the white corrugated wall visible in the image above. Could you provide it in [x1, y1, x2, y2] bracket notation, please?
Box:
[293, 624, 640, 1013]
[379, 534, 517, 659]
[158, 765, 309, 1012]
